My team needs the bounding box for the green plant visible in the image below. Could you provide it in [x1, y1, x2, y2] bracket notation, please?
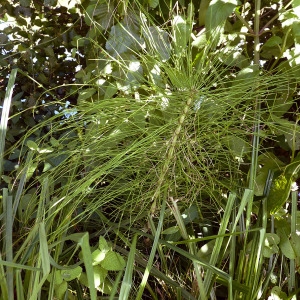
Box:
[1, 0, 300, 299]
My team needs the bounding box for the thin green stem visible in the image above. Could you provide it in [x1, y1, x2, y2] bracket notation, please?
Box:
[248, 0, 261, 191]
[234, 11, 254, 34]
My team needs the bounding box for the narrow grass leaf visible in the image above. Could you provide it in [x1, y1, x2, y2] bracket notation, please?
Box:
[78, 232, 97, 300]
[29, 267, 49, 300]
[4, 189, 14, 300]
[16, 270, 25, 300]
[39, 222, 50, 275]
[12, 151, 34, 220]
[170, 198, 207, 300]
[0, 68, 17, 177]
[204, 193, 236, 296]
[119, 234, 137, 299]
[0, 250, 8, 299]
[0, 260, 41, 271]
[289, 190, 298, 292]
[247, 228, 266, 299]
[109, 270, 124, 300]
[136, 197, 166, 299]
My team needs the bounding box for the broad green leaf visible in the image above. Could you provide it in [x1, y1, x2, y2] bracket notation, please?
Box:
[263, 36, 282, 48]
[223, 135, 250, 158]
[206, 0, 240, 32]
[20, 0, 31, 6]
[292, 22, 300, 44]
[54, 270, 63, 285]
[52, 270, 63, 285]
[50, 137, 60, 147]
[268, 173, 291, 215]
[197, 240, 216, 262]
[61, 266, 82, 281]
[279, 237, 295, 259]
[296, 212, 300, 234]
[270, 286, 288, 299]
[92, 249, 106, 265]
[104, 84, 118, 99]
[290, 232, 300, 257]
[55, 281, 68, 299]
[78, 88, 96, 101]
[84, 3, 114, 29]
[148, 64, 164, 87]
[283, 123, 300, 151]
[143, 26, 171, 61]
[100, 251, 126, 271]
[292, 0, 300, 15]
[199, 0, 211, 26]
[98, 278, 113, 294]
[235, 65, 259, 83]
[162, 226, 179, 235]
[44, 46, 55, 57]
[57, 0, 78, 8]
[0, 33, 8, 44]
[99, 236, 109, 251]
[71, 35, 86, 47]
[255, 152, 286, 197]
[263, 233, 280, 258]
[27, 140, 38, 151]
[192, 32, 207, 49]
[37, 73, 48, 85]
[277, 220, 296, 259]
[74, 69, 84, 79]
[148, 0, 159, 8]
[267, 91, 294, 117]
[93, 265, 108, 287]
[113, 54, 143, 91]
[38, 146, 54, 154]
[17, 193, 36, 220]
[106, 23, 145, 56]
[172, 15, 190, 55]
[182, 204, 200, 224]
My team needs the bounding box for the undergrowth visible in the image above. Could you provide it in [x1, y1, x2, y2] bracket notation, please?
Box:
[1, 1, 300, 299]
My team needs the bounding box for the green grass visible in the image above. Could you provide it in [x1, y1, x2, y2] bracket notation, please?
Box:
[1, 1, 300, 299]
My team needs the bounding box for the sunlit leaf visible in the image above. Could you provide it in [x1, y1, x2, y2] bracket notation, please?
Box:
[143, 26, 171, 61]
[100, 251, 126, 271]
[61, 266, 82, 281]
[263, 233, 280, 258]
[268, 173, 291, 215]
[93, 265, 108, 287]
[27, 140, 38, 151]
[106, 23, 145, 56]
[78, 88, 97, 101]
[206, 0, 240, 32]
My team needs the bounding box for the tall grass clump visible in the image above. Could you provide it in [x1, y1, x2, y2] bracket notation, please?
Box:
[2, 1, 300, 299]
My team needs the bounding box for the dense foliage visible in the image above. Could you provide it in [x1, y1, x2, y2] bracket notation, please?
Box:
[1, 0, 300, 299]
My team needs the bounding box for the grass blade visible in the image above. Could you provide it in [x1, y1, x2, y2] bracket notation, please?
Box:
[16, 269, 25, 300]
[136, 197, 166, 299]
[39, 222, 50, 276]
[119, 234, 138, 299]
[170, 198, 207, 300]
[78, 232, 96, 300]
[4, 188, 14, 300]
[204, 193, 236, 296]
[0, 68, 17, 177]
